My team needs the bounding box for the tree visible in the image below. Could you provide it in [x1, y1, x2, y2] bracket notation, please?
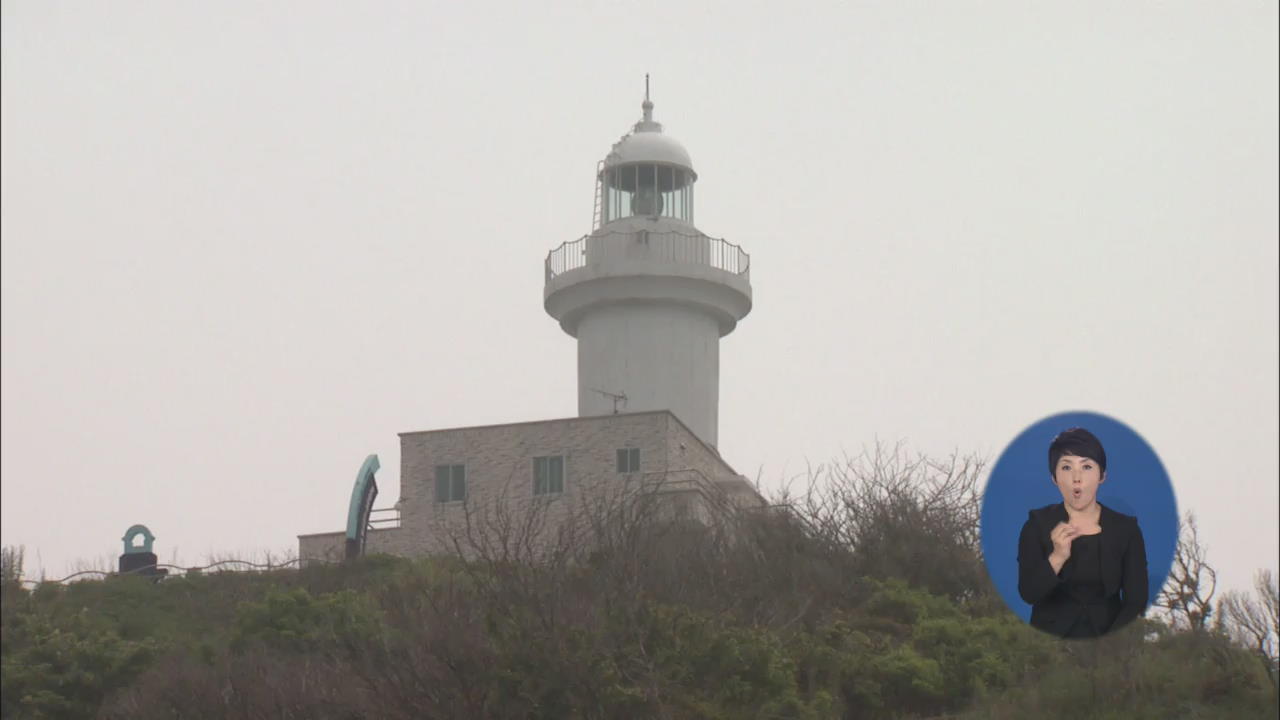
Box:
[783, 443, 987, 603]
[1, 607, 157, 718]
[1218, 569, 1280, 687]
[1155, 512, 1217, 631]
[1, 545, 23, 585]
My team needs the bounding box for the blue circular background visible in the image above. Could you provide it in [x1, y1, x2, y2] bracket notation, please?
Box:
[980, 411, 1178, 624]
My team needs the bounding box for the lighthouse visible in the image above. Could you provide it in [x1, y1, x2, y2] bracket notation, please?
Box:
[300, 81, 765, 565]
[544, 81, 752, 448]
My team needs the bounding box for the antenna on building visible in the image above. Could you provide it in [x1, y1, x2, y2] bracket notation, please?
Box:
[590, 387, 628, 414]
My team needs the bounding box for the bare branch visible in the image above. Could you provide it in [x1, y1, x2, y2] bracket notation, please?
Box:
[1155, 512, 1218, 631]
[1218, 568, 1280, 686]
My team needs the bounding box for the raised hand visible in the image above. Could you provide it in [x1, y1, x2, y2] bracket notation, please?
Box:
[1048, 522, 1077, 574]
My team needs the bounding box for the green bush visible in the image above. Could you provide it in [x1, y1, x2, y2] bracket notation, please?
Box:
[1, 607, 157, 719]
[231, 586, 383, 655]
[1, 523, 1276, 719]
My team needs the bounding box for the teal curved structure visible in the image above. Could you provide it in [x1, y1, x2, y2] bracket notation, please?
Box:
[121, 524, 156, 555]
[345, 454, 380, 560]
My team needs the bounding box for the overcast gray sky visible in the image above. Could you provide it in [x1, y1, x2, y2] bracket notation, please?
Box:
[3, 1, 1276, 596]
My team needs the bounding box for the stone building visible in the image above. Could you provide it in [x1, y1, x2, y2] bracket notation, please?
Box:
[299, 83, 762, 565]
[298, 411, 763, 564]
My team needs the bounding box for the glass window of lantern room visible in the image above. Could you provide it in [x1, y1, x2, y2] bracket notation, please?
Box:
[632, 164, 657, 217]
[678, 168, 689, 220]
[638, 167, 644, 216]
[657, 165, 673, 219]
[616, 167, 624, 223]
[627, 165, 638, 216]
[608, 167, 636, 224]
[621, 165, 633, 221]
[605, 168, 616, 223]
[604, 168, 614, 223]
[663, 166, 672, 215]
[670, 168, 687, 221]
[648, 164, 663, 217]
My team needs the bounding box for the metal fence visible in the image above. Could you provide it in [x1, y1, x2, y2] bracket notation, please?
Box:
[546, 230, 751, 282]
[369, 507, 401, 529]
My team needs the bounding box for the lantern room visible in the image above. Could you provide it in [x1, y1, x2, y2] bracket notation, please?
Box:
[598, 87, 696, 226]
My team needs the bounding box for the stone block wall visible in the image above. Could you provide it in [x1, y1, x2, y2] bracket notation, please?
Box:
[299, 411, 765, 565]
[297, 527, 405, 567]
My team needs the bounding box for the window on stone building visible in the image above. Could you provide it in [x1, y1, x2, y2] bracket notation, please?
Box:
[435, 464, 466, 503]
[533, 455, 564, 496]
[616, 447, 640, 473]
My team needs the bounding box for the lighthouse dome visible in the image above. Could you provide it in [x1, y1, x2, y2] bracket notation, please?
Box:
[596, 89, 698, 225]
[604, 131, 696, 178]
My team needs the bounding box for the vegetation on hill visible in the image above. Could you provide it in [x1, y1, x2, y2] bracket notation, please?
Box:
[2, 448, 1276, 719]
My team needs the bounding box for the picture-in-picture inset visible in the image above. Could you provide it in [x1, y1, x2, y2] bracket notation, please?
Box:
[981, 412, 1179, 639]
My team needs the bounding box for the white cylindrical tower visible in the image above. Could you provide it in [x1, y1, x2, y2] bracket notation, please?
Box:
[544, 85, 751, 448]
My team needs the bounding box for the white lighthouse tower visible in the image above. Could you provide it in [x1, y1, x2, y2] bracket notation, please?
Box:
[544, 81, 752, 448]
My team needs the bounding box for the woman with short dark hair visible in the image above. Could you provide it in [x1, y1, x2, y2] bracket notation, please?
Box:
[1017, 427, 1149, 638]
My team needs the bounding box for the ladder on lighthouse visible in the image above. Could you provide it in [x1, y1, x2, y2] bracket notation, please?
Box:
[591, 160, 605, 230]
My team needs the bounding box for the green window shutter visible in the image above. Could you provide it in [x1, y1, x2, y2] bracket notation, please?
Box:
[551, 455, 564, 493]
[435, 465, 450, 502]
[452, 465, 466, 502]
[533, 456, 564, 495]
[617, 448, 640, 473]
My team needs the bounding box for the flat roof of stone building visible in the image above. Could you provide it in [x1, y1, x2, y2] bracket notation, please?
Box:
[397, 409, 730, 471]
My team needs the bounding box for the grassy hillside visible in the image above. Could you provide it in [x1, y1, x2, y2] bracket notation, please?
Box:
[3, 455, 1276, 719]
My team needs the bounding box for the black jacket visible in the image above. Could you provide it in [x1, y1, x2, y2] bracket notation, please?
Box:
[1017, 502, 1148, 637]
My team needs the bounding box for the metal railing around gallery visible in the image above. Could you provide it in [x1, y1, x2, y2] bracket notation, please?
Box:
[546, 230, 751, 282]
